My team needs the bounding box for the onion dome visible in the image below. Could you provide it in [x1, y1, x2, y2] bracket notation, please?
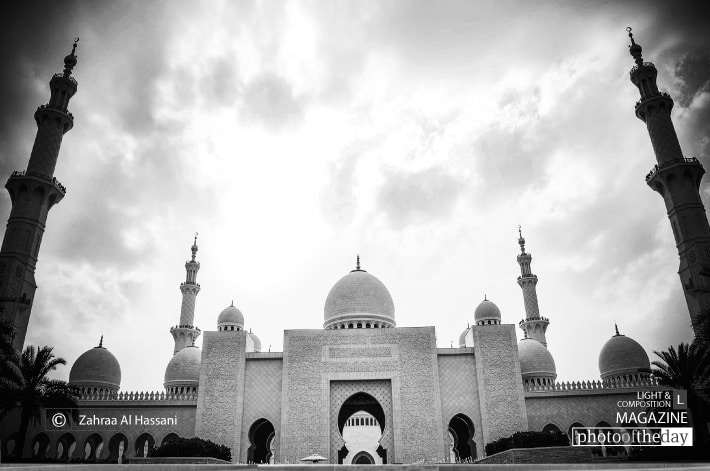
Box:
[324, 256, 395, 329]
[69, 336, 121, 393]
[248, 330, 262, 352]
[218, 301, 244, 331]
[164, 345, 201, 392]
[474, 297, 501, 325]
[459, 326, 470, 347]
[518, 337, 556, 384]
[599, 324, 650, 382]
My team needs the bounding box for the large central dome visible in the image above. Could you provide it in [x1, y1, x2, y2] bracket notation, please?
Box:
[324, 259, 395, 329]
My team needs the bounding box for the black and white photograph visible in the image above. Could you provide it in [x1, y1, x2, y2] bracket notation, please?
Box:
[0, 0, 709, 467]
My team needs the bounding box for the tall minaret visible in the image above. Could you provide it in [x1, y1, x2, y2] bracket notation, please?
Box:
[628, 28, 710, 336]
[516, 227, 550, 346]
[170, 234, 202, 354]
[0, 39, 79, 350]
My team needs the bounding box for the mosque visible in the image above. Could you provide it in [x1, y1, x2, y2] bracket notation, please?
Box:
[0, 30, 706, 463]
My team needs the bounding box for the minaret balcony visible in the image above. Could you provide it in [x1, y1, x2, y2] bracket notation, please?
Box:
[7, 170, 67, 195]
[52, 72, 78, 87]
[519, 316, 549, 326]
[170, 324, 201, 333]
[646, 157, 703, 182]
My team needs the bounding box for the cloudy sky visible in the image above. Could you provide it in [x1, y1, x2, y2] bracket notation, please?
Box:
[1, 0, 709, 391]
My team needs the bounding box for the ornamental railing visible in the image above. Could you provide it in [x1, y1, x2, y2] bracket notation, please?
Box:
[635, 91, 671, 108]
[52, 72, 78, 86]
[9, 170, 67, 193]
[645, 157, 701, 181]
[524, 376, 658, 393]
[519, 316, 549, 325]
[630, 62, 656, 73]
[170, 324, 201, 332]
[77, 389, 197, 402]
[36, 103, 74, 120]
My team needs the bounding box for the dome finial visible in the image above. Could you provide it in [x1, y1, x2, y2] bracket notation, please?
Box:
[484, 293, 487, 301]
[356, 254, 361, 271]
[98, 334, 103, 348]
[627, 27, 644, 65]
[523, 329, 529, 339]
[518, 225, 526, 254]
[614, 323, 620, 336]
[231, 299, 234, 307]
[63, 37, 79, 77]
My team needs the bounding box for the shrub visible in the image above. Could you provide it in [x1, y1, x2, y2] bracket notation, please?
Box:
[150, 437, 231, 461]
[485, 430, 569, 456]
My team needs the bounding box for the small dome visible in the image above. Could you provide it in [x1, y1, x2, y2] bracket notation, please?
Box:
[69, 340, 121, 392]
[164, 346, 201, 389]
[458, 327, 470, 347]
[599, 327, 650, 381]
[474, 298, 501, 325]
[518, 337, 556, 380]
[324, 263, 395, 329]
[218, 302, 244, 330]
[248, 331, 262, 352]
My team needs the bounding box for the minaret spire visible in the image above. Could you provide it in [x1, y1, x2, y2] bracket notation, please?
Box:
[516, 228, 550, 346]
[170, 235, 202, 354]
[629, 29, 710, 336]
[0, 41, 79, 350]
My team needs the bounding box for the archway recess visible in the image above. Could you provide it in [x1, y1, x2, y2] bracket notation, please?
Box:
[448, 413, 476, 462]
[248, 418, 275, 464]
[337, 392, 387, 464]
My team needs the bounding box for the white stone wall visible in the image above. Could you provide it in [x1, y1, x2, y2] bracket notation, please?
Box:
[195, 330, 246, 458]
[239, 355, 283, 463]
[279, 327, 445, 464]
[436, 349, 483, 460]
[471, 324, 528, 446]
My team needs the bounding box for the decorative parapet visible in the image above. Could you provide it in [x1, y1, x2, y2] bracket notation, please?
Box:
[645, 157, 702, 181]
[170, 324, 202, 333]
[518, 316, 549, 325]
[634, 91, 671, 108]
[524, 376, 658, 393]
[36, 102, 74, 120]
[630, 62, 656, 73]
[52, 72, 78, 86]
[77, 389, 198, 402]
[9, 170, 67, 194]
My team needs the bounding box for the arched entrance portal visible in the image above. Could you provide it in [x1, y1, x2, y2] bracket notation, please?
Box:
[353, 451, 375, 464]
[337, 392, 387, 464]
[448, 413, 476, 462]
[248, 418, 275, 464]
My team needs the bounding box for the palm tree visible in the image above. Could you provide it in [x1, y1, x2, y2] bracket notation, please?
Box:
[652, 342, 710, 451]
[1, 345, 78, 459]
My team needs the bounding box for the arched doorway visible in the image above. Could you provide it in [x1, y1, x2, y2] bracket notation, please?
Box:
[341, 411, 383, 464]
[135, 433, 155, 457]
[56, 433, 76, 461]
[83, 433, 104, 461]
[448, 413, 476, 462]
[108, 433, 128, 463]
[161, 432, 179, 446]
[337, 392, 387, 464]
[568, 422, 585, 445]
[352, 450, 375, 464]
[542, 423, 561, 434]
[31, 433, 50, 459]
[248, 418, 275, 464]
